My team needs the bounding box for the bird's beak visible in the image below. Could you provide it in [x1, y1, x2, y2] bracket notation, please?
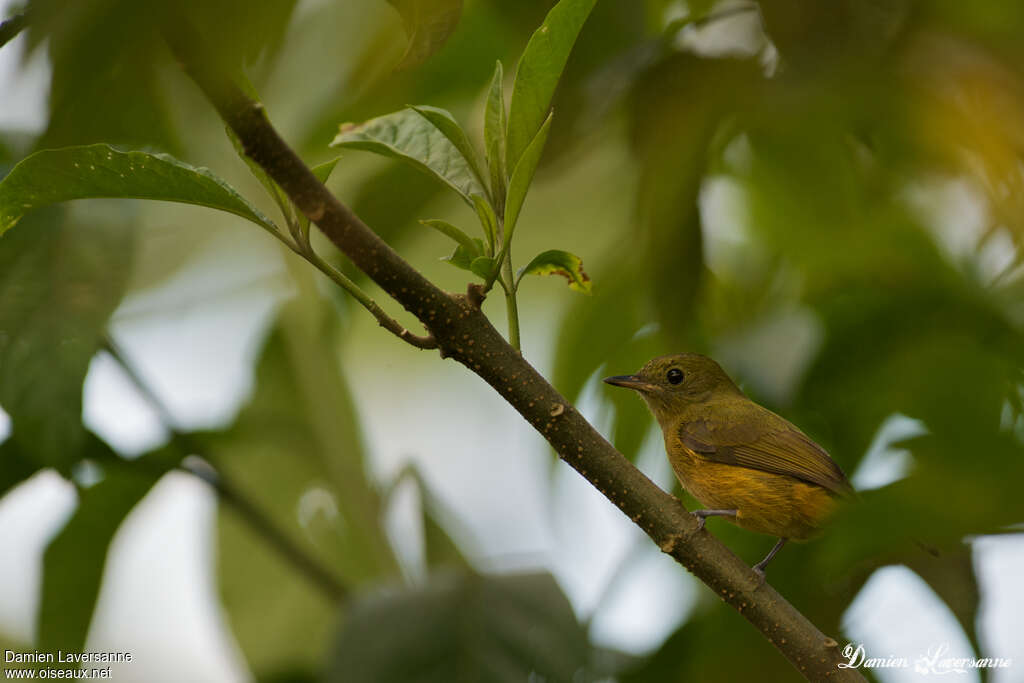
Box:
[603, 374, 654, 392]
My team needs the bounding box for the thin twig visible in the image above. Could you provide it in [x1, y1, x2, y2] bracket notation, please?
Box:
[102, 335, 349, 603]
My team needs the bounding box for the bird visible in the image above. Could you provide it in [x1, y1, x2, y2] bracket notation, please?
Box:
[604, 353, 853, 576]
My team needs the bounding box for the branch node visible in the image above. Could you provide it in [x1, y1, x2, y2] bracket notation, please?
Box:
[466, 282, 486, 309]
[549, 403, 565, 417]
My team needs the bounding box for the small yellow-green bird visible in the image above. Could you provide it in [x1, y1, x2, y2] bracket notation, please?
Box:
[605, 353, 853, 575]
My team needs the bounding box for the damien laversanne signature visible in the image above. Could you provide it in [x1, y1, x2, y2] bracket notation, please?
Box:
[838, 642, 1012, 674]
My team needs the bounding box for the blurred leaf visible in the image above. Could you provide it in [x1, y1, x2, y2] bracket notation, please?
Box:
[0, 144, 278, 237]
[206, 298, 398, 677]
[388, 464, 470, 570]
[906, 544, 983, 661]
[331, 108, 486, 206]
[441, 238, 486, 272]
[485, 60, 508, 203]
[0, 207, 133, 470]
[505, 0, 597, 170]
[387, 0, 464, 70]
[420, 219, 477, 252]
[409, 105, 487, 192]
[38, 438, 178, 654]
[0, 437, 40, 502]
[326, 571, 597, 683]
[503, 112, 552, 238]
[518, 248, 592, 293]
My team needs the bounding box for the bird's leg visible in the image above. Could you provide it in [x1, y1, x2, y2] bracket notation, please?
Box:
[692, 508, 738, 531]
[752, 537, 787, 579]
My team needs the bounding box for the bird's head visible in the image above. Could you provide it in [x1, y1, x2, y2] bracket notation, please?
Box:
[604, 353, 743, 426]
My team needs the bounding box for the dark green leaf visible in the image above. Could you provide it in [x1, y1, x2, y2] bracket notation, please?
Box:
[518, 249, 591, 293]
[0, 207, 134, 470]
[409, 105, 487, 191]
[420, 219, 477, 252]
[503, 112, 552, 240]
[0, 437, 40, 502]
[484, 61, 508, 203]
[387, 0, 464, 70]
[441, 239, 486, 272]
[38, 437, 177, 654]
[0, 144, 278, 237]
[505, 0, 597, 170]
[326, 572, 594, 683]
[331, 109, 486, 206]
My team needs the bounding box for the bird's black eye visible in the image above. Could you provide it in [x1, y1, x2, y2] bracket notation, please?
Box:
[666, 368, 684, 385]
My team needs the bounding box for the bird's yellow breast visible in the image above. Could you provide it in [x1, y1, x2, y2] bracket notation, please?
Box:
[665, 438, 838, 541]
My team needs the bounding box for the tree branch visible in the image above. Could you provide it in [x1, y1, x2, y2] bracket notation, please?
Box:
[163, 17, 864, 681]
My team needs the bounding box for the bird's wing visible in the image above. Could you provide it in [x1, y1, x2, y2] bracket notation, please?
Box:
[678, 414, 853, 496]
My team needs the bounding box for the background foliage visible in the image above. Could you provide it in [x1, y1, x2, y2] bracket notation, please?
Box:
[2, 0, 1023, 681]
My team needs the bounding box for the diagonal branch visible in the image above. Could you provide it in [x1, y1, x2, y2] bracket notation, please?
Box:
[163, 17, 864, 682]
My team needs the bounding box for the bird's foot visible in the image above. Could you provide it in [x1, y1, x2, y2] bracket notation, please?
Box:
[750, 538, 787, 585]
[692, 508, 737, 532]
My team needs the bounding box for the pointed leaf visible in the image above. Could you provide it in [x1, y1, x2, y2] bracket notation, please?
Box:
[518, 249, 592, 293]
[387, 0, 464, 70]
[312, 158, 340, 184]
[505, 0, 597, 170]
[484, 61, 507, 203]
[331, 109, 486, 206]
[503, 112, 552, 239]
[410, 105, 486, 192]
[0, 144, 278, 237]
[441, 239, 485, 272]
[420, 219, 477, 252]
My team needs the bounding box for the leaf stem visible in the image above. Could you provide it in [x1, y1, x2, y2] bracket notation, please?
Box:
[302, 247, 438, 349]
[501, 246, 521, 350]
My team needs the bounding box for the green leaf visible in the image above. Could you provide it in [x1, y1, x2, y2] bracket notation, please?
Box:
[441, 238, 485, 272]
[0, 207, 134, 470]
[470, 194, 498, 251]
[484, 61, 507, 204]
[469, 256, 496, 280]
[505, 0, 596, 170]
[312, 158, 340, 184]
[386, 0, 464, 70]
[38, 438, 177, 654]
[409, 105, 487, 192]
[518, 249, 592, 293]
[331, 108, 487, 206]
[0, 144, 278, 237]
[503, 112, 553, 240]
[420, 219, 477, 252]
[325, 571, 595, 683]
